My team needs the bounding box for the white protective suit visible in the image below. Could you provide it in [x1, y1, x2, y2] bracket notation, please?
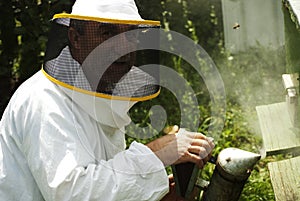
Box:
[0, 0, 169, 200]
[0, 70, 169, 201]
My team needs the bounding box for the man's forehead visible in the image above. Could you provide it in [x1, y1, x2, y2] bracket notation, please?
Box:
[85, 21, 138, 30]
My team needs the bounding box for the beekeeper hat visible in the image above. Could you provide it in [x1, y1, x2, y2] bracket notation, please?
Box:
[43, 0, 161, 101]
[53, 0, 160, 26]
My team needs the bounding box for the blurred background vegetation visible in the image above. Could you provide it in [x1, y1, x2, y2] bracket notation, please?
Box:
[1, 0, 290, 200]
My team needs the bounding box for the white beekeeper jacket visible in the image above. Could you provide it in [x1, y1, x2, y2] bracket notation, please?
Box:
[0, 0, 169, 200]
[0, 70, 168, 201]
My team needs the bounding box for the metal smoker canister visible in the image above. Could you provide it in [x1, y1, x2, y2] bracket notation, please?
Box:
[202, 148, 261, 201]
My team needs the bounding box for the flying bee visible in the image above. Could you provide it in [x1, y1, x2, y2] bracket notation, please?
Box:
[233, 22, 240, 30]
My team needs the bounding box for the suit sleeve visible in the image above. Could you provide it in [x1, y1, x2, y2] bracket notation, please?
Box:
[18, 92, 169, 201]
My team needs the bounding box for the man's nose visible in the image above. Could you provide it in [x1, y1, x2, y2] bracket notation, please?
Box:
[112, 32, 136, 55]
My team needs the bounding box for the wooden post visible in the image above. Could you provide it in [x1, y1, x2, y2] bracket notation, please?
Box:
[283, 0, 300, 128]
[172, 163, 200, 200]
[283, 1, 300, 74]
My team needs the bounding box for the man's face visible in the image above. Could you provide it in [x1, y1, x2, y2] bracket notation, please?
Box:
[69, 21, 138, 93]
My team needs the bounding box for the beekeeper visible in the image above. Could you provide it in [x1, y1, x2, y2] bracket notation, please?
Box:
[0, 0, 214, 200]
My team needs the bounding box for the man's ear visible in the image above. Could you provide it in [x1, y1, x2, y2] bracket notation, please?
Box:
[68, 27, 81, 49]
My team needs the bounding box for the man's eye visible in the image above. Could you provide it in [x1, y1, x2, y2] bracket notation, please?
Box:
[125, 32, 139, 42]
[101, 30, 113, 36]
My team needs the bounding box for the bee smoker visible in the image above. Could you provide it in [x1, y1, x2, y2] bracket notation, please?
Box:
[201, 148, 261, 201]
[172, 148, 261, 201]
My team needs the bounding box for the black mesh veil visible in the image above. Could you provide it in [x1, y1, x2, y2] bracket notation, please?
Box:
[43, 17, 160, 101]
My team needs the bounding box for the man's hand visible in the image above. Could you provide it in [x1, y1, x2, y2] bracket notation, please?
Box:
[146, 128, 215, 168]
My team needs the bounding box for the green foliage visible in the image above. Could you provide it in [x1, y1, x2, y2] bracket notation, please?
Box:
[0, 0, 73, 116]
[1, 0, 73, 81]
[1, 0, 284, 200]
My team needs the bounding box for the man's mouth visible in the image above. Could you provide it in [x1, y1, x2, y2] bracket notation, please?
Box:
[105, 60, 132, 76]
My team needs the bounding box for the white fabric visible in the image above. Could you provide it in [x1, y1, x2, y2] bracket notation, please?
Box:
[60, 86, 136, 129]
[71, 0, 143, 21]
[0, 71, 168, 201]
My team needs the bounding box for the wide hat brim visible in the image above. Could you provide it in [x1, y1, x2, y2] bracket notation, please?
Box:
[52, 13, 161, 26]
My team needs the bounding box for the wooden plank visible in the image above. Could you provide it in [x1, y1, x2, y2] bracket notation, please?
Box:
[284, 0, 300, 29]
[256, 102, 300, 156]
[268, 156, 300, 201]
